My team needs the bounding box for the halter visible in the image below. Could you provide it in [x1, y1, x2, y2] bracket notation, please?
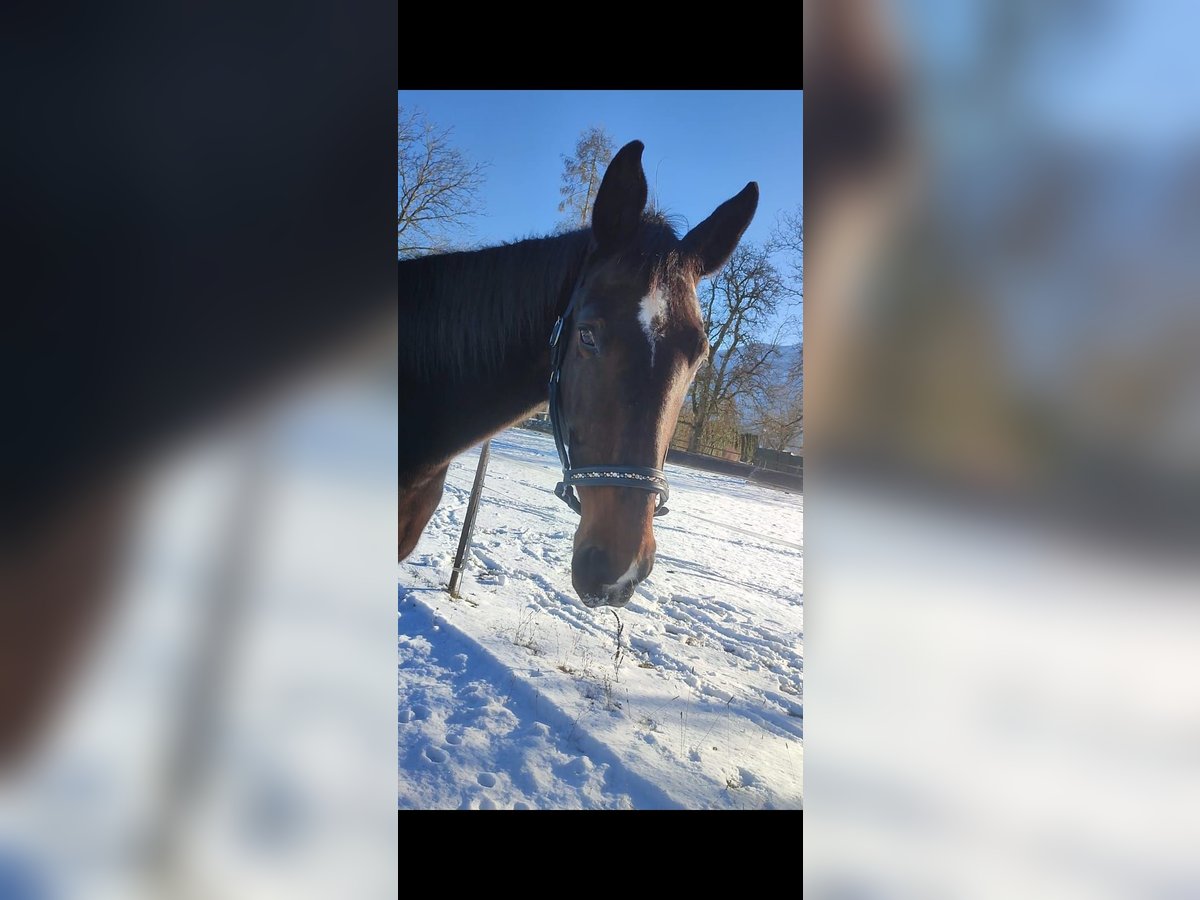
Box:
[547, 282, 670, 518]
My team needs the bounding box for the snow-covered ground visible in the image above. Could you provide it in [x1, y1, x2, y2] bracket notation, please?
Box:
[399, 427, 804, 809]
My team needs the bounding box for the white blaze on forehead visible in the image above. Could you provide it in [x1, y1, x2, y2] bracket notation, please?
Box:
[638, 285, 669, 365]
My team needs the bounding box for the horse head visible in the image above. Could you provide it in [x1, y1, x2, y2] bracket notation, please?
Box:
[555, 140, 758, 607]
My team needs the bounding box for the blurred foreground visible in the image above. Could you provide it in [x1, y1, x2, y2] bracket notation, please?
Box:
[1, 7, 397, 895]
[806, 1, 1200, 896]
[0, 345, 399, 899]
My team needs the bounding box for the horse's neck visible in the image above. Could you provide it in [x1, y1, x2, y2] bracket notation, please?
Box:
[398, 230, 591, 474]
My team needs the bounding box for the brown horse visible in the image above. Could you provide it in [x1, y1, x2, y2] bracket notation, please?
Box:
[399, 140, 758, 607]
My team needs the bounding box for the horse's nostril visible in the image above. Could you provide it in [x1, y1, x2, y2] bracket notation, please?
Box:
[576, 545, 611, 585]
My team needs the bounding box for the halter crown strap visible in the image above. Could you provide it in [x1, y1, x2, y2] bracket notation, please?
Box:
[546, 284, 670, 517]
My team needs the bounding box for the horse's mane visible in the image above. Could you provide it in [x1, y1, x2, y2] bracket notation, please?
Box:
[398, 214, 681, 382]
[398, 229, 588, 381]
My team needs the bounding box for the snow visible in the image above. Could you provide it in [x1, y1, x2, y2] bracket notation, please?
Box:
[399, 427, 803, 809]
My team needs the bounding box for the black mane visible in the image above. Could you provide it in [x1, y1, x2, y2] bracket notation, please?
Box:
[398, 229, 592, 382]
[397, 214, 683, 383]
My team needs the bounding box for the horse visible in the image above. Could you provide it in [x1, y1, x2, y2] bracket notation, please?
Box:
[399, 140, 758, 607]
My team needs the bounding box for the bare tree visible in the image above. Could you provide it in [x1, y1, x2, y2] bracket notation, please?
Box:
[775, 204, 804, 292]
[686, 243, 789, 452]
[397, 106, 487, 258]
[558, 126, 615, 229]
[730, 203, 803, 454]
[748, 344, 804, 452]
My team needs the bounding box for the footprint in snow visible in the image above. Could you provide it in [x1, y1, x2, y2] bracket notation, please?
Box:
[459, 686, 491, 708]
[730, 767, 758, 788]
[444, 733, 463, 745]
[476, 772, 497, 788]
[424, 747, 448, 764]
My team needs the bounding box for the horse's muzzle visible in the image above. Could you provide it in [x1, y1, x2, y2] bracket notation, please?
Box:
[573, 547, 652, 608]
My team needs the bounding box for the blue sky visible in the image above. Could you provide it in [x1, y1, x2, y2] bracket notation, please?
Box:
[399, 90, 802, 336]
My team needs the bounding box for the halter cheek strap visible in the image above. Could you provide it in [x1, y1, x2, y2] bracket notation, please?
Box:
[547, 287, 670, 517]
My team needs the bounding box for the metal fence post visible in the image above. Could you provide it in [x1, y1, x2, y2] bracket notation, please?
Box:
[448, 440, 491, 598]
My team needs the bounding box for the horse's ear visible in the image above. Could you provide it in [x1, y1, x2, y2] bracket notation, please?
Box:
[681, 182, 759, 277]
[592, 140, 648, 251]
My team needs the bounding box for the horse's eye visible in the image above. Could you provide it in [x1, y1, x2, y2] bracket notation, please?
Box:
[579, 327, 596, 347]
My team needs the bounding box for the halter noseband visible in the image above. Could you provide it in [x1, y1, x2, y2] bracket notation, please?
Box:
[547, 285, 670, 518]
